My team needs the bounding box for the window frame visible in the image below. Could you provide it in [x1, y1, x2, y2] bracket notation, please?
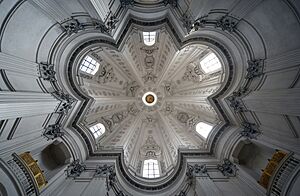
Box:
[142, 159, 160, 178]
[79, 55, 100, 75]
[199, 52, 222, 74]
[89, 123, 105, 139]
[143, 31, 156, 46]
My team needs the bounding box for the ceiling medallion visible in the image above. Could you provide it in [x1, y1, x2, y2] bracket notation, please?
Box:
[142, 92, 157, 106]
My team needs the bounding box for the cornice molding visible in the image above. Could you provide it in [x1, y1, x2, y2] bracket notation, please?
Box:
[65, 18, 234, 155]
[58, 16, 240, 191]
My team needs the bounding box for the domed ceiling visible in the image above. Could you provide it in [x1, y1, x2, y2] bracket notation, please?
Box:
[78, 27, 225, 177]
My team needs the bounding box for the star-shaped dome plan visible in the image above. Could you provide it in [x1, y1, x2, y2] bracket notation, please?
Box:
[77, 27, 225, 178]
[1, 0, 299, 195]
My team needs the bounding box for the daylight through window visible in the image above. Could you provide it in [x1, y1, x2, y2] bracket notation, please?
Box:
[200, 53, 221, 73]
[142, 159, 160, 178]
[143, 32, 156, 46]
[80, 55, 100, 75]
[196, 122, 213, 139]
[89, 123, 105, 139]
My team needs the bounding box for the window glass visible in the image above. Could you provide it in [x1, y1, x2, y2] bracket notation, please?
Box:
[79, 55, 100, 75]
[142, 159, 160, 178]
[196, 122, 213, 139]
[200, 53, 221, 73]
[89, 123, 105, 139]
[143, 32, 156, 46]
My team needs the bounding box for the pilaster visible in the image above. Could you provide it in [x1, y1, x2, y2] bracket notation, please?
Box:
[0, 91, 59, 120]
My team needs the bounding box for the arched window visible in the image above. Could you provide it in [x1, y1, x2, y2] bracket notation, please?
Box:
[200, 53, 221, 73]
[143, 32, 156, 46]
[142, 159, 160, 178]
[80, 55, 100, 75]
[196, 122, 213, 139]
[89, 123, 105, 139]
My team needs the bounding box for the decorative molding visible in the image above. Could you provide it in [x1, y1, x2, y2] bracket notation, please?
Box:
[163, 82, 175, 96]
[101, 111, 128, 131]
[192, 15, 208, 31]
[193, 64, 205, 75]
[94, 164, 115, 178]
[177, 112, 189, 124]
[92, 19, 110, 34]
[182, 64, 200, 82]
[240, 122, 260, 139]
[181, 13, 193, 33]
[43, 124, 64, 140]
[91, 51, 103, 61]
[182, 14, 240, 33]
[111, 113, 126, 124]
[140, 46, 158, 54]
[176, 164, 207, 196]
[79, 72, 93, 80]
[57, 100, 74, 114]
[62, 18, 111, 36]
[38, 62, 56, 82]
[96, 63, 117, 84]
[187, 164, 208, 178]
[245, 59, 264, 79]
[215, 16, 238, 33]
[124, 81, 140, 97]
[127, 103, 140, 116]
[162, 102, 174, 115]
[226, 88, 247, 112]
[66, 19, 236, 191]
[120, 0, 135, 7]
[217, 159, 237, 177]
[54, 90, 75, 103]
[182, 64, 221, 83]
[140, 135, 161, 159]
[163, 0, 178, 7]
[142, 71, 157, 83]
[62, 19, 84, 36]
[95, 164, 127, 195]
[144, 55, 155, 70]
[92, 150, 211, 191]
[176, 111, 199, 129]
[58, 97, 74, 114]
[53, 91, 75, 114]
[65, 159, 86, 178]
[106, 15, 119, 32]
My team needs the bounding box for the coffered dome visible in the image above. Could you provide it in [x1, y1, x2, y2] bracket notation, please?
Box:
[75, 27, 225, 177]
[1, 0, 300, 195]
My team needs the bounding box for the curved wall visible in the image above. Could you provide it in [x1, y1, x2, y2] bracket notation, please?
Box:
[0, 0, 299, 195]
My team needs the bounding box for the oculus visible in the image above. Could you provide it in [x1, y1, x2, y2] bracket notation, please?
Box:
[142, 92, 157, 106]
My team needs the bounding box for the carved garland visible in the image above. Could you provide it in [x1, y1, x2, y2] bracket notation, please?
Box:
[217, 159, 238, 177]
[38, 62, 76, 141]
[65, 159, 86, 178]
[95, 164, 127, 195]
[43, 124, 64, 140]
